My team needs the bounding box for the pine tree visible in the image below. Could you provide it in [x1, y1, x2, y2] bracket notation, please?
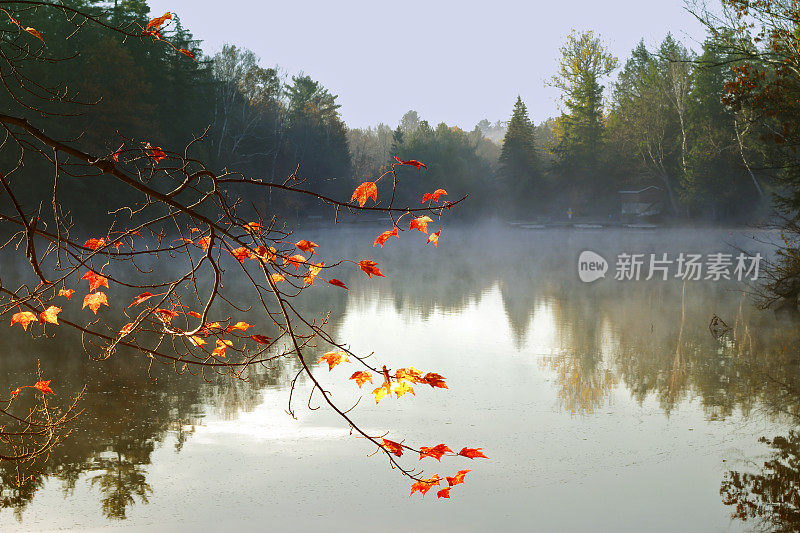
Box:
[499, 96, 542, 212]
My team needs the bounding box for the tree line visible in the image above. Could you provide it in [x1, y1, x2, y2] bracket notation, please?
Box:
[3, 0, 793, 225]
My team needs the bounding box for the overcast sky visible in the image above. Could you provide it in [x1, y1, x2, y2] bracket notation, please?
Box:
[148, 0, 709, 129]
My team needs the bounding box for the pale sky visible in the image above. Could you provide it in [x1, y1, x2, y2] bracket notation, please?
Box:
[148, 0, 708, 129]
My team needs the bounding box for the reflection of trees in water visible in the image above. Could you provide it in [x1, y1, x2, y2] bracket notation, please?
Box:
[90, 449, 152, 520]
[0, 314, 298, 520]
[327, 227, 797, 419]
[1, 227, 794, 521]
[721, 432, 800, 532]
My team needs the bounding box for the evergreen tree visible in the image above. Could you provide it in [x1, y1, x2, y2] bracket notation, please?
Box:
[499, 97, 542, 212]
[549, 31, 618, 211]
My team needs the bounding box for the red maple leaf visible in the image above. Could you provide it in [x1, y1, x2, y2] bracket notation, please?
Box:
[395, 156, 427, 170]
[58, 288, 75, 300]
[349, 371, 373, 388]
[421, 189, 447, 203]
[424, 372, 448, 389]
[129, 292, 154, 307]
[82, 271, 109, 292]
[296, 240, 319, 255]
[410, 475, 441, 497]
[33, 380, 54, 395]
[10, 311, 37, 330]
[249, 334, 272, 344]
[82, 292, 109, 314]
[318, 350, 349, 371]
[446, 469, 471, 486]
[409, 216, 433, 234]
[350, 181, 378, 207]
[358, 260, 385, 278]
[380, 438, 404, 457]
[83, 238, 106, 250]
[419, 444, 453, 461]
[146, 12, 172, 32]
[458, 447, 488, 459]
[327, 279, 349, 290]
[374, 226, 399, 248]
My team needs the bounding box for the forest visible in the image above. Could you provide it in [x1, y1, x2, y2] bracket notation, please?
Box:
[2, 0, 791, 226]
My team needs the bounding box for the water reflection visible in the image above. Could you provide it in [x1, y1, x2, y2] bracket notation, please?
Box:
[721, 431, 800, 531]
[0, 226, 797, 528]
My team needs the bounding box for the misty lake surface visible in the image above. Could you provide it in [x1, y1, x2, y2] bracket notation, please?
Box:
[1, 225, 798, 532]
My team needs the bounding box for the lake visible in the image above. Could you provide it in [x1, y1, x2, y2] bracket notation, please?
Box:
[0, 224, 797, 532]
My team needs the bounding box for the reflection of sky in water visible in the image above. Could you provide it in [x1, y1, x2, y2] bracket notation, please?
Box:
[1, 227, 797, 531]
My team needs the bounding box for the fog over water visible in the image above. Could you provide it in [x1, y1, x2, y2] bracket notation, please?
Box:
[0, 224, 797, 532]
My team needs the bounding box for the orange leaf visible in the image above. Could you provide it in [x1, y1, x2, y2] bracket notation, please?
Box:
[409, 216, 433, 234]
[189, 335, 206, 347]
[446, 469, 471, 486]
[255, 245, 276, 263]
[424, 372, 448, 389]
[82, 271, 109, 292]
[350, 181, 377, 207]
[458, 447, 488, 459]
[187, 311, 202, 319]
[427, 231, 440, 247]
[230, 247, 253, 263]
[33, 380, 53, 395]
[129, 292, 154, 307]
[422, 189, 447, 203]
[146, 12, 172, 31]
[296, 240, 318, 255]
[410, 475, 440, 498]
[155, 308, 179, 322]
[249, 334, 272, 344]
[39, 306, 61, 325]
[244, 222, 263, 233]
[284, 254, 307, 270]
[318, 350, 349, 371]
[304, 261, 324, 286]
[82, 292, 109, 314]
[226, 321, 253, 333]
[358, 260, 385, 278]
[270, 273, 285, 283]
[83, 238, 106, 250]
[212, 339, 233, 358]
[178, 48, 196, 61]
[395, 156, 427, 170]
[436, 487, 451, 499]
[11, 311, 37, 330]
[58, 288, 75, 300]
[419, 444, 453, 461]
[380, 438, 403, 457]
[197, 236, 211, 250]
[119, 322, 135, 337]
[327, 278, 349, 290]
[349, 371, 373, 388]
[374, 226, 399, 248]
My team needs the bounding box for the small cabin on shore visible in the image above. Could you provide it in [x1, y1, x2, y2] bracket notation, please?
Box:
[619, 186, 663, 218]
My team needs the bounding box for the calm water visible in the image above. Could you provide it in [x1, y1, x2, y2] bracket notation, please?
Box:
[1, 225, 798, 532]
